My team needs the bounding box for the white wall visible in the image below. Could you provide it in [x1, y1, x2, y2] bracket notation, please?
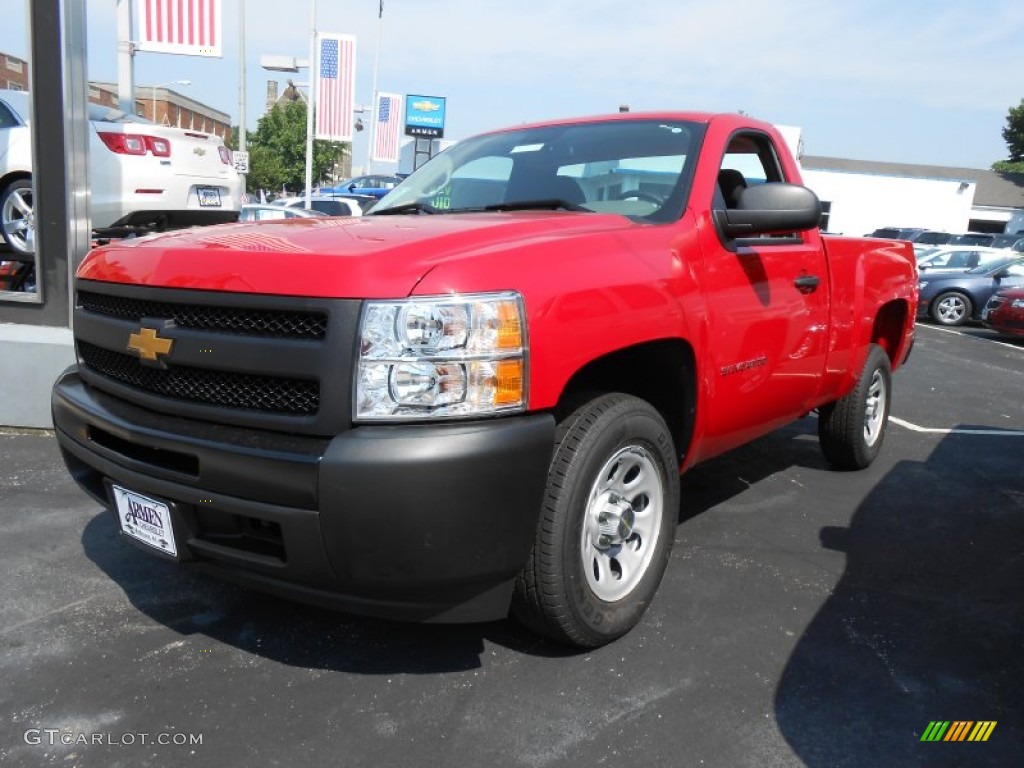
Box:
[0, 324, 75, 428]
[800, 169, 975, 236]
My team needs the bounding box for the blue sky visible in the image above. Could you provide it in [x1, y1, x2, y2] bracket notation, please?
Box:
[3, 0, 1023, 171]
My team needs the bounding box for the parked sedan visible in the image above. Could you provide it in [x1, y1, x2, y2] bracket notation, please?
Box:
[323, 174, 403, 200]
[0, 89, 242, 256]
[946, 232, 995, 247]
[988, 233, 1024, 251]
[981, 287, 1024, 338]
[273, 195, 364, 217]
[238, 204, 327, 221]
[917, 246, 1006, 273]
[917, 255, 1024, 326]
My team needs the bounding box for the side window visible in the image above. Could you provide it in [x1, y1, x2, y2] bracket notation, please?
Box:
[714, 132, 786, 210]
[0, 101, 17, 129]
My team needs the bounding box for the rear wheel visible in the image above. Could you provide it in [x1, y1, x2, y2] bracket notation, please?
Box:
[512, 393, 679, 647]
[931, 291, 972, 326]
[818, 343, 891, 470]
[0, 178, 34, 256]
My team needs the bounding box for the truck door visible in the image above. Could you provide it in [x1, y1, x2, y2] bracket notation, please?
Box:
[695, 131, 830, 457]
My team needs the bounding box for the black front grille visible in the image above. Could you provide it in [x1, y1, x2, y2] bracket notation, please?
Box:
[78, 341, 319, 415]
[78, 290, 328, 339]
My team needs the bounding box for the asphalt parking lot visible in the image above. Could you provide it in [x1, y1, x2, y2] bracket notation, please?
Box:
[1, 323, 1022, 768]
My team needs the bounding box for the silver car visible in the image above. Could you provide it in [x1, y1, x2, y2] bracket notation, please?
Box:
[0, 89, 243, 255]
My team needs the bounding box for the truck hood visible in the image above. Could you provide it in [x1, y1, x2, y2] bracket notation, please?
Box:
[77, 212, 638, 298]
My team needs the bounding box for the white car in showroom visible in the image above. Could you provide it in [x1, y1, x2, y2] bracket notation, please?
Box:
[0, 89, 242, 256]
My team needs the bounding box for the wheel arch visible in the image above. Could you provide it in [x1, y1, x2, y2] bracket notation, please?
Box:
[0, 170, 32, 193]
[553, 338, 696, 464]
[871, 298, 911, 367]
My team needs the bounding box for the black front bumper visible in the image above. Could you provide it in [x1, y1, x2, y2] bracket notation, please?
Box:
[53, 368, 555, 622]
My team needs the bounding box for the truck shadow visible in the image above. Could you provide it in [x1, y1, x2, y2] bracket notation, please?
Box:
[80, 416, 830, 675]
[80, 512, 577, 674]
[773, 426, 1024, 767]
[680, 416, 828, 521]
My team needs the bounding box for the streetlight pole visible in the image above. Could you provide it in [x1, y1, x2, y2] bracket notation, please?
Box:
[238, 0, 247, 194]
[366, 2, 384, 174]
[151, 79, 191, 124]
[303, 0, 317, 210]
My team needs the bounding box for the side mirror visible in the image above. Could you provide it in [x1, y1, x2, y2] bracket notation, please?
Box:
[715, 183, 822, 238]
[347, 183, 357, 192]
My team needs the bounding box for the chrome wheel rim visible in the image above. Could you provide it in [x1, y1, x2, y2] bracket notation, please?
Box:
[2, 185, 34, 255]
[580, 445, 664, 602]
[864, 368, 887, 447]
[936, 295, 966, 324]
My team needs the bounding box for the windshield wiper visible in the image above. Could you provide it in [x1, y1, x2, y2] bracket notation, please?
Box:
[370, 201, 439, 215]
[482, 199, 589, 212]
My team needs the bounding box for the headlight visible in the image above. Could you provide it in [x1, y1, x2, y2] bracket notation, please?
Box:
[356, 292, 527, 421]
[1012, 299, 1024, 309]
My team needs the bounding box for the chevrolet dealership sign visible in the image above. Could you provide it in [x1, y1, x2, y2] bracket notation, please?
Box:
[405, 95, 447, 138]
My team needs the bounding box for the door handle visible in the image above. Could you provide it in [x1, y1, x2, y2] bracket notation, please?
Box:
[794, 275, 820, 293]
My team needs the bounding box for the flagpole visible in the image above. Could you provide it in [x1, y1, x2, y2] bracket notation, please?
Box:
[366, 1, 384, 174]
[304, 0, 317, 209]
[238, 0, 247, 196]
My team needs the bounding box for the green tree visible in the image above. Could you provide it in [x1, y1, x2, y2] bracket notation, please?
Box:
[245, 101, 348, 194]
[992, 99, 1024, 173]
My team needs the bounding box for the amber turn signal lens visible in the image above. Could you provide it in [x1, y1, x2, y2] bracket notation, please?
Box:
[493, 359, 524, 406]
[496, 300, 522, 350]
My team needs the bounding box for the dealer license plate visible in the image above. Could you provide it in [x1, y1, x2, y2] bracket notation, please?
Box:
[112, 485, 178, 557]
[197, 187, 221, 207]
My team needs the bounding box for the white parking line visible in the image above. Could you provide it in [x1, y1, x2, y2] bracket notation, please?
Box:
[890, 416, 1024, 437]
[916, 323, 1024, 351]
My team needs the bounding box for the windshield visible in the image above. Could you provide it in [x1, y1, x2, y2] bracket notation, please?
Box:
[371, 118, 702, 223]
[989, 234, 1023, 249]
[87, 103, 149, 124]
[970, 256, 1024, 275]
[914, 231, 952, 245]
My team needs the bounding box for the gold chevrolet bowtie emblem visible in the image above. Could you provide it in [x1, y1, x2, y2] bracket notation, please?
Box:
[127, 327, 174, 362]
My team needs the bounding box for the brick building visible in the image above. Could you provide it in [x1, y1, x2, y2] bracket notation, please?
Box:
[2, 52, 230, 140]
[1, 52, 29, 90]
[88, 82, 230, 140]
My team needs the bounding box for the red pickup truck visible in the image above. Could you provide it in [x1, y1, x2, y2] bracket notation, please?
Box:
[52, 112, 917, 647]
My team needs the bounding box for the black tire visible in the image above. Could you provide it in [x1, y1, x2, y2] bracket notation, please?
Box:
[818, 343, 892, 470]
[512, 393, 679, 647]
[0, 178, 34, 256]
[930, 291, 973, 326]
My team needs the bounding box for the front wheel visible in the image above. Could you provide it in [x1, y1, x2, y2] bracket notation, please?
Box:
[931, 291, 973, 326]
[0, 178, 35, 256]
[512, 393, 679, 647]
[818, 343, 892, 470]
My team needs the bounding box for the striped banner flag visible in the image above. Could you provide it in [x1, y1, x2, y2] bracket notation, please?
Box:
[371, 93, 403, 163]
[135, 0, 223, 57]
[315, 34, 356, 142]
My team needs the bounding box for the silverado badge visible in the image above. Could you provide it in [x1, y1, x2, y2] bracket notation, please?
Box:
[127, 327, 174, 362]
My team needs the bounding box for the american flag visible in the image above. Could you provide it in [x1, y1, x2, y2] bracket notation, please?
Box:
[135, 0, 223, 58]
[315, 34, 356, 142]
[371, 93, 403, 163]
